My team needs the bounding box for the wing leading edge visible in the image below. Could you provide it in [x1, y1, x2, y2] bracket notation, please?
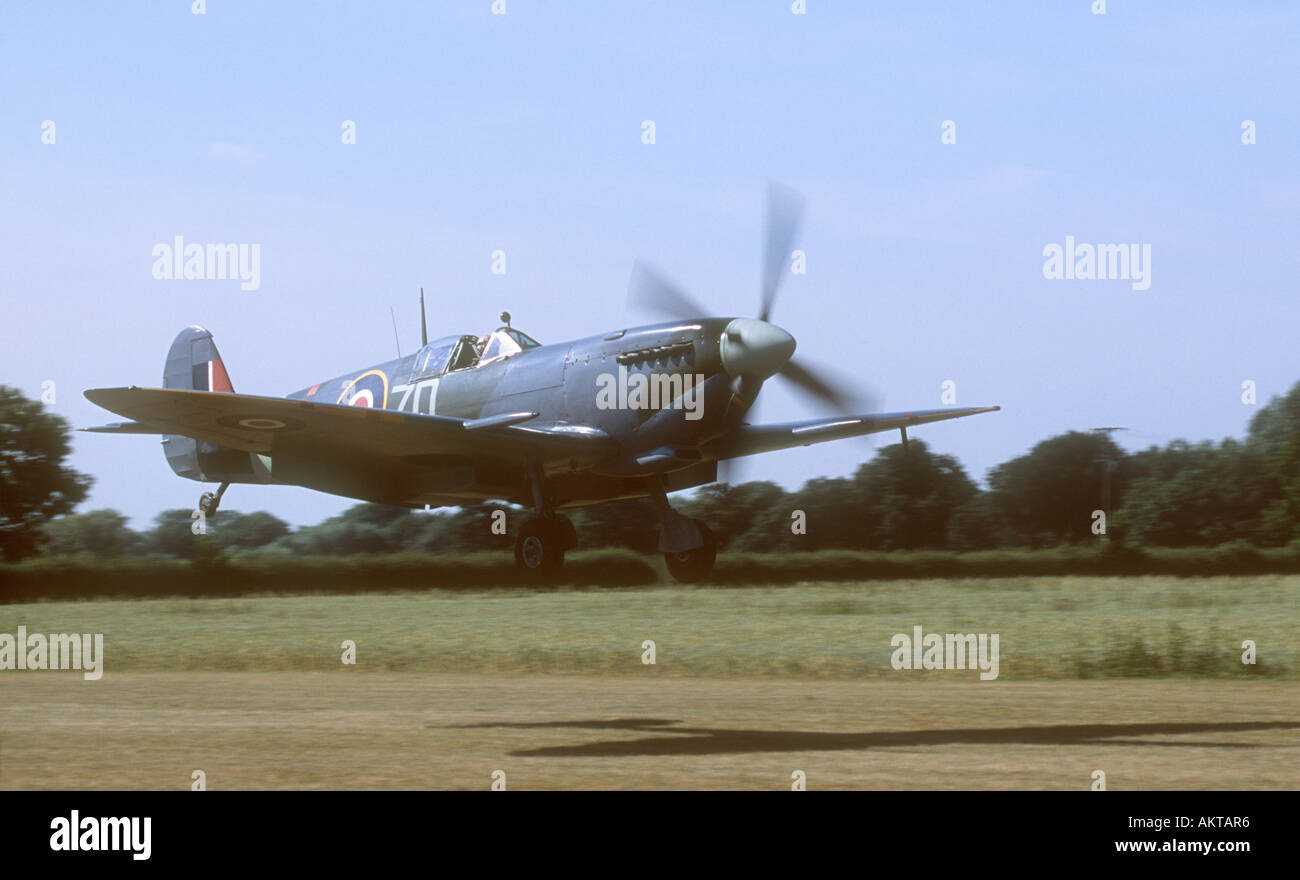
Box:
[701, 406, 1000, 461]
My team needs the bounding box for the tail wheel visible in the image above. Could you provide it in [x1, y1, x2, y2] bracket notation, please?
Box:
[514, 517, 565, 575]
[663, 519, 716, 583]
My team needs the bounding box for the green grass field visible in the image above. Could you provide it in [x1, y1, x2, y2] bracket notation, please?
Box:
[3, 575, 1296, 789]
[4, 575, 1293, 679]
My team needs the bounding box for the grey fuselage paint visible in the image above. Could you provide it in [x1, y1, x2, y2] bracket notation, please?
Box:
[179, 318, 744, 509]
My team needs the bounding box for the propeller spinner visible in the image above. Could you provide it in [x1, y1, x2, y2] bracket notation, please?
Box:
[719, 317, 796, 380]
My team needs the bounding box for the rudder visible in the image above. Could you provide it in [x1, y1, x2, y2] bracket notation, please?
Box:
[164, 325, 235, 393]
[161, 326, 259, 484]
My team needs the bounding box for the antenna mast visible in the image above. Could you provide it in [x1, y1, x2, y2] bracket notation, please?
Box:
[420, 288, 429, 346]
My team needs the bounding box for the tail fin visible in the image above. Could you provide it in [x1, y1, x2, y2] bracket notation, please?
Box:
[164, 325, 234, 393]
[161, 326, 252, 483]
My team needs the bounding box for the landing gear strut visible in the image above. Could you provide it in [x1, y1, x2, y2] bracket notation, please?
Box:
[649, 476, 717, 583]
[663, 520, 717, 583]
[514, 460, 576, 576]
[198, 482, 230, 516]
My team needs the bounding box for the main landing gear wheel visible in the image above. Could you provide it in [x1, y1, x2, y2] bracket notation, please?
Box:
[664, 519, 716, 583]
[553, 514, 578, 551]
[514, 517, 566, 575]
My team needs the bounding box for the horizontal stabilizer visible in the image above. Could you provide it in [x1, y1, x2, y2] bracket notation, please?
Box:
[80, 421, 167, 434]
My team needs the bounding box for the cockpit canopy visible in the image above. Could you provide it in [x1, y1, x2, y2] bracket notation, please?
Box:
[412, 327, 540, 378]
[479, 326, 541, 363]
[411, 336, 461, 377]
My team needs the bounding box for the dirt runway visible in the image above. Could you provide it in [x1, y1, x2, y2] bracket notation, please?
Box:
[2, 674, 1295, 789]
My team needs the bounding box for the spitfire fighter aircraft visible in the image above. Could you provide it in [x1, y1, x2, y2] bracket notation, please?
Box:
[85, 186, 998, 581]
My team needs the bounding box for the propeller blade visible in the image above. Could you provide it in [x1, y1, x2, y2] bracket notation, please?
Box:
[716, 361, 878, 486]
[717, 393, 759, 486]
[627, 260, 711, 321]
[717, 455, 741, 486]
[777, 359, 879, 414]
[759, 181, 805, 322]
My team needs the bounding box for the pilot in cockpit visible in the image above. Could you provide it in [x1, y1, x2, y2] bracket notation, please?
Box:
[475, 313, 541, 365]
[447, 335, 481, 372]
[442, 313, 541, 373]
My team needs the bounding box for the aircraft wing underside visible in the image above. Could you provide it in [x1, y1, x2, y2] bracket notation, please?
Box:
[83, 387, 616, 466]
[82, 389, 996, 507]
[701, 406, 1001, 461]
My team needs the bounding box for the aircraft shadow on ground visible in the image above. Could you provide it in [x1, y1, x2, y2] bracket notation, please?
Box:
[437, 718, 1300, 758]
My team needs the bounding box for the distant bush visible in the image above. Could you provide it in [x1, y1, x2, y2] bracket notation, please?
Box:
[4, 543, 1299, 601]
[0, 549, 657, 602]
[708, 544, 1300, 584]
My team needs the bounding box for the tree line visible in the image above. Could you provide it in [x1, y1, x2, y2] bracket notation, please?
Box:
[4, 380, 1300, 561]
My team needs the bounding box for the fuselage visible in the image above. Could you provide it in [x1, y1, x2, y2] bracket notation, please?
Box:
[148, 315, 798, 510]
[286, 317, 749, 478]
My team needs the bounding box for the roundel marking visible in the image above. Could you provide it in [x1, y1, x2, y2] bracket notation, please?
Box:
[216, 414, 306, 432]
[336, 369, 390, 408]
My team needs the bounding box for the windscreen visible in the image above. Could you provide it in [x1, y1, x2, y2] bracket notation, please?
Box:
[413, 338, 458, 377]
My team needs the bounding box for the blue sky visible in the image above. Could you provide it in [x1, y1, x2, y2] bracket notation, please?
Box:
[2, 1, 1297, 528]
